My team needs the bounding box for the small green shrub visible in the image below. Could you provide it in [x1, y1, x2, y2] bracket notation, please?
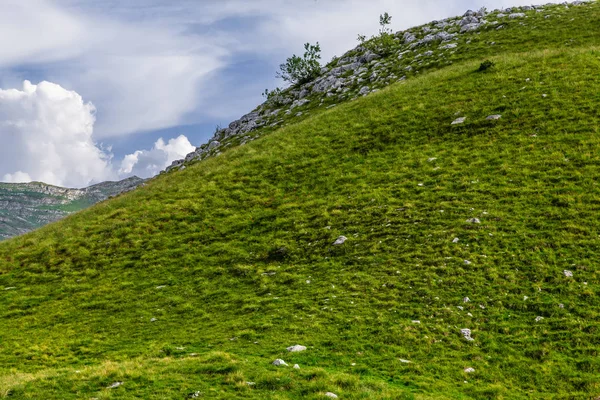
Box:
[276, 42, 322, 86]
[478, 60, 495, 72]
[358, 12, 396, 56]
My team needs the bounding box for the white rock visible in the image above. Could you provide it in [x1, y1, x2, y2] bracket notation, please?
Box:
[156, 285, 167, 289]
[466, 218, 481, 224]
[464, 260, 472, 265]
[486, 114, 502, 120]
[107, 382, 123, 389]
[293, 364, 300, 369]
[427, 157, 437, 162]
[452, 117, 467, 125]
[411, 320, 421, 324]
[287, 345, 307, 352]
[150, 318, 157, 322]
[463, 297, 470, 303]
[453, 237, 460, 243]
[272, 359, 288, 366]
[563, 270, 573, 277]
[333, 236, 347, 245]
[535, 316, 544, 322]
[464, 367, 476, 373]
[325, 393, 339, 399]
[400, 359, 411, 363]
[461, 328, 474, 341]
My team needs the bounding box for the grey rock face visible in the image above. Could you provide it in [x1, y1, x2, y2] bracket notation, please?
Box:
[460, 15, 479, 26]
[461, 23, 482, 33]
[403, 32, 417, 44]
[416, 31, 457, 46]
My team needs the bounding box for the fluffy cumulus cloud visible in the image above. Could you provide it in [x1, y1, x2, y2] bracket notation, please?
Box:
[119, 135, 195, 179]
[0, 80, 194, 187]
[0, 80, 112, 187]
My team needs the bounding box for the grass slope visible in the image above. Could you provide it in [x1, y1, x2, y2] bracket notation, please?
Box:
[1, 4, 600, 400]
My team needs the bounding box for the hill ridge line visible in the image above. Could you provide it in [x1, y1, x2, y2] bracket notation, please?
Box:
[164, 0, 591, 173]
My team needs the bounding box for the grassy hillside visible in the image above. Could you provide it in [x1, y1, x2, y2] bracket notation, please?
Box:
[1, 3, 600, 399]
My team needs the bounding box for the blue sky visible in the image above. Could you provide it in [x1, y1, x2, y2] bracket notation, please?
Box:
[0, 0, 562, 187]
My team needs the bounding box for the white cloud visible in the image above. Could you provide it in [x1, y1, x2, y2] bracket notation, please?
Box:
[0, 80, 113, 188]
[0, 80, 195, 187]
[118, 135, 195, 179]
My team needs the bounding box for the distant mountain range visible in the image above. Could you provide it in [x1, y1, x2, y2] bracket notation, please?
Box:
[0, 176, 145, 240]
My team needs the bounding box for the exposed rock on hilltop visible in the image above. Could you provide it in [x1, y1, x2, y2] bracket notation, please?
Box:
[0, 176, 145, 240]
[165, 0, 591, 173]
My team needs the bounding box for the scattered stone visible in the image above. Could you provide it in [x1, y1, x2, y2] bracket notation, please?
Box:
[486, 114, 502, 120]
[461, 328, 475, 341]
[411, 320, 421, 324]
[4, 287, 16, 290]
[287, 345, 307, 352]
[509, 13, 526, 18]
[272, 359, 288, 366]
[452, 117, 466, 125]
[464, 367, 476, 373]
[107, 382, 123, 389]
[464, 260, 472, 265]
[359, 86, 370, 96]
[542, 93, 548, 98]
[325, 393, 339, 399]
[246, 382, 256, 386]
[463, 297, 470, 303]
[427, 157, 437, 162]
[453, 238, 460, 243]
[559, 303, 565, 309]
[150, 318, 157, 322]
[535, 316, 544, 322]
[440, 43, 458, 50]
[466, 218, 481, 224]
[524, 296, 529, 301]
[563, 270, 573, 277]
[293, 364, 300, 369]
[403, 32, 417, 44]
[333, 236, 348, 245]
[399, 359, 411, 363]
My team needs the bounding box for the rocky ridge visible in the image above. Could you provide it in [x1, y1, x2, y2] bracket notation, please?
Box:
[165, 1, 590, 173]
[0, 176, 145, 240]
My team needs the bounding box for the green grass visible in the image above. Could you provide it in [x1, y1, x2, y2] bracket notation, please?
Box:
[1, 3, 600, 399]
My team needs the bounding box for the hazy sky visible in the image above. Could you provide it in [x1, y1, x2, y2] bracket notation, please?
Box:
[0, 0, 564, 187]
